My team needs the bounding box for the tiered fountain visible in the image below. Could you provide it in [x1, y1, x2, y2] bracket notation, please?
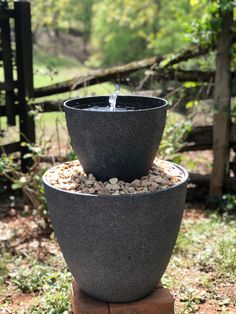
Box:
[43, 87, 188, 303]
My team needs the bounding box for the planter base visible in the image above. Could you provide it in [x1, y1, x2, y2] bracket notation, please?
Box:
[71, 280, 174, 314]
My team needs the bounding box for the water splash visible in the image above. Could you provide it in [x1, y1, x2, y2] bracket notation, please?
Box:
[82, 84, 135, 111]
[109, 84, 120, 111]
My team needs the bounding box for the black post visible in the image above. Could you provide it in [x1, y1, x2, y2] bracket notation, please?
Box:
[14, 1, 35, 171]
[0, 3, 15, 125]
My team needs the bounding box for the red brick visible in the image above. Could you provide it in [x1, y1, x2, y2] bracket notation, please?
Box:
[71, 280, 174, 314]
[71, 281, 109, 314]
[109, 288, 174, 314]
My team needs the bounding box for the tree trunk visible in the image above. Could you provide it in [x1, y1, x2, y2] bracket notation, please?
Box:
[209, 5, 233, 198]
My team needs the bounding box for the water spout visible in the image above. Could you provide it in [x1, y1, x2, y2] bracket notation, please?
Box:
[109, 84, 120, 111]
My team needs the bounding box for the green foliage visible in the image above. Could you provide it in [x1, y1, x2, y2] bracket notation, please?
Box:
[174, 232, 193, 255]
[173, 213, 236, 280]
[31, 0, 70, 32]
[163, 212, 236, 312]
[218, 239, 236, 276]
[67, 150, 77, 161]
[0, 251, 72, 313]
[220, 194, 236, 214]
[187, 1, 219, 46]
[147, 0, 195, 55]
[28, 0, 235, 67]
[90, 0, 157, 66]
[13, 264, 51, 293]
[34, 47, 80, 69]
[187, 0, 235, 49]
[89, 0, 215, 66]
[9, 257, 72, 313]
[31, 0, 95, 44]
[30, 267, 71, 313]
[26, 0, 236, 68]
[0, 144, 50, 229]
[159, 112, 192, 162]
[0, 255, 10, 285]
[64, 0, 95, 41]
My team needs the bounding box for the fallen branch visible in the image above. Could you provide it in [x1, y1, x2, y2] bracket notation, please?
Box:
[161, 45, 214, 68]
[32, 84, 214, 114]
[152, 69, 214, 82]
[33, 56, 162, 98]
[33, 44, 214, 98]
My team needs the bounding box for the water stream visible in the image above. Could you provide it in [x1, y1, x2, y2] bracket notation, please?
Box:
[109, 84, 120, 111]
[83, 85, 134, 111]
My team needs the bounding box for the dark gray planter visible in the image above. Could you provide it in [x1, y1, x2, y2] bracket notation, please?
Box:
[43, 163, 188, 303]
[64, 96, 167, 181]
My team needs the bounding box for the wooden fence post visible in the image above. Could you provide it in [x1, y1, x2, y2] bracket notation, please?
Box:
[14, 1, 35, 171]
[209, 5, 233, 199]
[0, 2, 16, 126]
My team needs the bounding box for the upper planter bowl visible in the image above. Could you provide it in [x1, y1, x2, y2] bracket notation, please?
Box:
[64, 96, 168, 181]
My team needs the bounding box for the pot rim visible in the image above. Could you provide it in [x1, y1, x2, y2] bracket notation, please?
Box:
[43, 161, 188, 198]
[63, 95, 168, 113]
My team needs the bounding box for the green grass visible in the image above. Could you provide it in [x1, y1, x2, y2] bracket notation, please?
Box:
[33, 49, 128, 100]
[173, 214, 236, 279]
[163, 212, 236, 313]
[36, 112, 65, 125]
[0, 253, 71, 313]
[11, 257, 72, 313]
[32, 48, 128, 95]
[0, 48, 81, 87]
[33, 47, 81, 69]
[33, 47, 86, 88]
[33, 49, 80, 91]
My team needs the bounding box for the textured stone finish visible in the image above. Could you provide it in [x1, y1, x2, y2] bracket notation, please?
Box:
[43, 163, 188, 303]
[64, 96, 168, 181]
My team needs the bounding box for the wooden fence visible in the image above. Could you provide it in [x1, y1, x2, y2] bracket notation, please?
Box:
[0, 1, 235, 197]
[0, 1, 34, 170]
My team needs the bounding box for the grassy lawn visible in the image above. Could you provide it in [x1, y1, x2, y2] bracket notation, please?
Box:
[33, 48, 125, 98]
[0, 47, 85, 88]
[0, 48, 82, 90]
[0, 209, 235, 313]
[163, 210, 236, 313]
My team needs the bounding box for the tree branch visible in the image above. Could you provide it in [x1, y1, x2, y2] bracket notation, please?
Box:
[33, 44, 214, 98]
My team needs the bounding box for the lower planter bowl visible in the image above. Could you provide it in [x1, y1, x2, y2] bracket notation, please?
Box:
[43, 163, 188, 303]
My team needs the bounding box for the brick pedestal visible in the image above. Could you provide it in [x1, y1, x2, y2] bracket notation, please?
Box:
[71, 280, 174, 314]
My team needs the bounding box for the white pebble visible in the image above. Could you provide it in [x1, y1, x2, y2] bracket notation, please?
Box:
[85, 180, 94, 186]
[46, 159, 183, 196]
[130, 179, 140, 188]
[109, 178, 118, 185]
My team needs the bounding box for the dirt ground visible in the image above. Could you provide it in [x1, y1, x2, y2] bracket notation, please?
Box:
[0, 199, 235, 313]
